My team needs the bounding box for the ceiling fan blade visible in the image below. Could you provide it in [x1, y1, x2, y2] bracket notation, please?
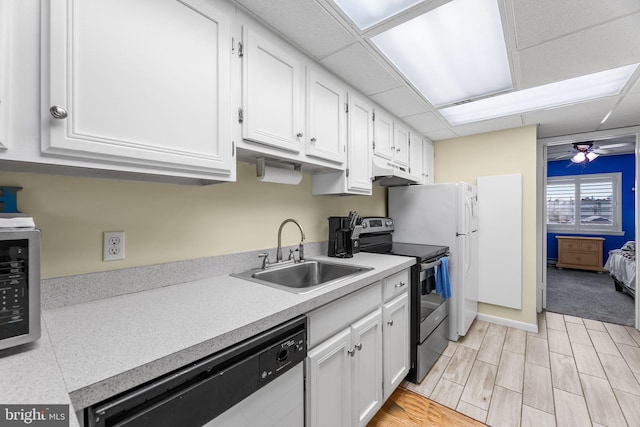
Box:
[593, 149, 610, 154]
[596, 142, 635, 150]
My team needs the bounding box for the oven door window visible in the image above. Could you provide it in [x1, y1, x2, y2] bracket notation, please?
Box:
[419, 266, 445, 323]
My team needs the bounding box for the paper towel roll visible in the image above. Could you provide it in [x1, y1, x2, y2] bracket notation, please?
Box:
[257, 164, 303, 185]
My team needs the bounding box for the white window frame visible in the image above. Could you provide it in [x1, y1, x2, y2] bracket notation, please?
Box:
[546, 172, 623, 235]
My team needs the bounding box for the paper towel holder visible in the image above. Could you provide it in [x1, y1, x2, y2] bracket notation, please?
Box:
[256, 157, 302, 185]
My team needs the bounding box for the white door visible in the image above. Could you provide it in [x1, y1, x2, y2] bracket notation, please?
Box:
[347, 94, 373, 193]
[306, 328, 352, 427]
[409, 135, 424, 181]
[351, 309, 383, 427]
[44, 0, 234, 180]
[393, 123, 410, 167]
[373, 109, 394, 161]
[382, 293, 409, 400]
[306, 68, 346, 164]
[242, 26, 303, 153]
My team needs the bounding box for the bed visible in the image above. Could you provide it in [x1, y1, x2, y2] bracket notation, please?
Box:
[604, 241, 636, 297]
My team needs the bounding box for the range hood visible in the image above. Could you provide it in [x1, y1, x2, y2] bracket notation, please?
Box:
[371, 157, 420, 187]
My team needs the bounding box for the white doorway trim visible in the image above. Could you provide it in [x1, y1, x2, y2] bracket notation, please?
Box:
[537, 126, 640, 329]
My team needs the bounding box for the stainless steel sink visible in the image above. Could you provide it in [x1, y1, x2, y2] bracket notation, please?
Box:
[232, 260, 372, 294]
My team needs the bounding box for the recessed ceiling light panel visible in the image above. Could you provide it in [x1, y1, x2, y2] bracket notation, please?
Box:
[440, 63, 639, 125]
[332, 0, 426, 30]
[371, 0, 512, 107]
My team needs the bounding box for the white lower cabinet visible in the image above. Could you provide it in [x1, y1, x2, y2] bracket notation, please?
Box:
[306, 309, 382, 427]
[382, 292, 410, 400]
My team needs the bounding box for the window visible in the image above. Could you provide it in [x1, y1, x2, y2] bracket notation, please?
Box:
[546, 173, 622, 234]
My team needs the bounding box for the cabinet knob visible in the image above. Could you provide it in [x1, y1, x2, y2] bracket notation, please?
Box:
[355, 343, 363, 351]
[347, 348, 355, 357]
[310, 137, 317, 143]
[49, 106, 68, 119]
[296, 132, 303, 138]
[395, 282, 405, 288]
[396, 148, 401, 152]
[387, 320, 394, 327]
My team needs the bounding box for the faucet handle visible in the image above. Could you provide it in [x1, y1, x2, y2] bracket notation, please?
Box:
[258, 253, 270, 269]
[288, 248, 299, 261]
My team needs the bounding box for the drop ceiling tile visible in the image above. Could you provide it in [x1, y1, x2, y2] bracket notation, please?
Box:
[601, 92, 640, 130]
[525, 97, 618, 138]
[516, 13, 640, 88]
[370, 86, 431, 118]
[511, 0, 640, 49]
[234, 0, 354, 59]
[450, 115, 524, 137]
[423, 128, 458, 141]
[321, 43, 401, 96]
[403, 112, 447, 133]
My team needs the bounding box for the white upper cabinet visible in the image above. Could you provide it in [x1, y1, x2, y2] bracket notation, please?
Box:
[306, 68, 346, 164]
[423, 138, 435, 184]
[311, 92, 372, 196]
[346, 94, 373, 193]
[241, 25, 303, 153]
[393, 122, 410, 167]
[43, 0, 235, 181]
[373, 109, 394, 161]
[409, 133, 424, 180]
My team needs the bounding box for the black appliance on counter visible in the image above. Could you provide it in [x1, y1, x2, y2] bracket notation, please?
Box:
[0, 228, 40, 351]
[359, 217, 449, 384]
[327, 216, 361, 258]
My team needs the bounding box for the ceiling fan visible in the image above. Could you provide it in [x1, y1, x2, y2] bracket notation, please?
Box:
[552, 140, 635, 163]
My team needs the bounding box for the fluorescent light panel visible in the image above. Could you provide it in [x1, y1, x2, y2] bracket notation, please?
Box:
[371, 0, 512, 107]
[332, 0, 426, 30]
[440, 64, 639, 125]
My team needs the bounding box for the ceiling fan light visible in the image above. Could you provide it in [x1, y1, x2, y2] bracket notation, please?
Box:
[586, 152, 599, 161]
[571, 152, 586, 163]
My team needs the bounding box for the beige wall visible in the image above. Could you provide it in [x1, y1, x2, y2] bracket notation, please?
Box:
[434, 125, 538, 326]
[1, 163, 386, 278]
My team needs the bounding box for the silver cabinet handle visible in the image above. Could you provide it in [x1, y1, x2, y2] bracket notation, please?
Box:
[296, 132, 303, 138]
[387, 320, 394, 326]
[355, 343, 362, 351]
[395, 281, 405, 288]
[49, 106, 68, 119]
[347, 348, 355, 357]
[310, 137, 317, 143]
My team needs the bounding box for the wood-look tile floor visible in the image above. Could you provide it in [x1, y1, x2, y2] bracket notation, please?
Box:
[395, 312, 640, 427]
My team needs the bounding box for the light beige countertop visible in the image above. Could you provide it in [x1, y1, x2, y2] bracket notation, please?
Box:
[0, 252, 414, 422]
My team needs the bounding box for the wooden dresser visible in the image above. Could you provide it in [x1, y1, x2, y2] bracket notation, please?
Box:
[555, 236, 605, 272]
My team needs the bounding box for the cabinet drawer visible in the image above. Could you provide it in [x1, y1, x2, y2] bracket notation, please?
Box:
[307, 282, 381, 349]
[559, 251, 599, 267]
[559, 240, 580, 251]
[382, 269, 410, 302]
[580, 242, 599, 252]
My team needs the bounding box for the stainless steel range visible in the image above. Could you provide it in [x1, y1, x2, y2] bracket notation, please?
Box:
[359, 217, 450, 383]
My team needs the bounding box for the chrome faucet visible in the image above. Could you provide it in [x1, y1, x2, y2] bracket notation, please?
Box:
[276, 218, 305, 263]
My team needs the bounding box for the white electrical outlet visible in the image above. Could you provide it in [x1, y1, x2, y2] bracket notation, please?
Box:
[103, 231, 125, 261]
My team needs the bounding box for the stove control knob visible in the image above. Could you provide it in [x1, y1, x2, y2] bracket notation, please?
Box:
[361, 222, 368, 229]
[385, 220, 393, 226]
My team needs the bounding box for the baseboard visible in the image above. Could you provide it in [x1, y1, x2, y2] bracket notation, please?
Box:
[476, 313, 538, 333]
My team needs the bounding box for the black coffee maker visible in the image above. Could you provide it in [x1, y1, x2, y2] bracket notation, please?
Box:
[328, 215, 361, 258]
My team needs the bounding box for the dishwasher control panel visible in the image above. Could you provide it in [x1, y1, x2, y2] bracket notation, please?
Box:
[258, 329, 306, 382]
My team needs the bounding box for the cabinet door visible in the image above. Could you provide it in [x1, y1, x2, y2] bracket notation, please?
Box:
[409, 134, 424, 182]
[44, 0, 234, 180]
[373, 109, 394, 161]
[351, 309, 383, 427]
[306, 328, 352, 427]
[393, 122, 410, 167]
[383, 292, 410, 400]
[307, 68, 346, 164]
[242, 26, 303, 153]
[423, 138, 434, 184]
[347, 94, 373, 193]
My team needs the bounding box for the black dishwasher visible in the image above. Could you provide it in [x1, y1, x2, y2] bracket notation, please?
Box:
[87, 316, 306, 427]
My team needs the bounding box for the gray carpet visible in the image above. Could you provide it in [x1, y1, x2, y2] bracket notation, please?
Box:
[546, 266, 635, 326]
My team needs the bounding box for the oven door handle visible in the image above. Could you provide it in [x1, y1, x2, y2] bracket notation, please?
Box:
[420, 259, 442, 271]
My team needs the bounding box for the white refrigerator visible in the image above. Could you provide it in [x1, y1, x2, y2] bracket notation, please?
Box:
[389, 183, 479, 341]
